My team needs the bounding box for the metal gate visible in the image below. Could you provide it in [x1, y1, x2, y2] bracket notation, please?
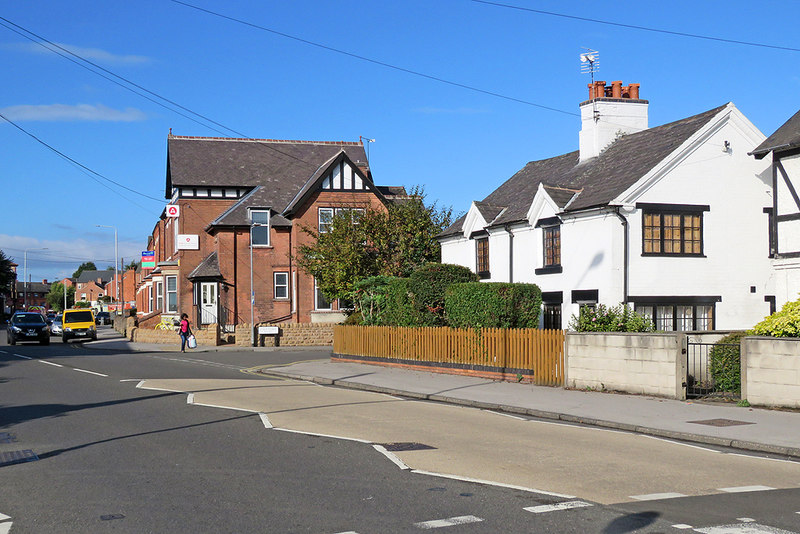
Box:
[686, 338, 740, 399]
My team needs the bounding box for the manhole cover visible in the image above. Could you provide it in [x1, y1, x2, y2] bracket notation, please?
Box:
[380, 442, 437, 452]
[687, 418, 755, 427]
[0, 450, 39, 467]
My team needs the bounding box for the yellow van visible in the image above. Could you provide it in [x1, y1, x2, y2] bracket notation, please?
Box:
[61, 309, 97, 343]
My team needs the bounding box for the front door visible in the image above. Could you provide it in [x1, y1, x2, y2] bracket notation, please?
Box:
[200, 282, 217, 324]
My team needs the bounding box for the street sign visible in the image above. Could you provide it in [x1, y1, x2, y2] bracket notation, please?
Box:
[177, 234, 199, 250]
[142, 250, 155, 270]
[166, 204, 180, 217]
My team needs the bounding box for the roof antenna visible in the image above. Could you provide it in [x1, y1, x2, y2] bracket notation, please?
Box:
[580, 48, 600, 122]
[359, 135, 375, 160]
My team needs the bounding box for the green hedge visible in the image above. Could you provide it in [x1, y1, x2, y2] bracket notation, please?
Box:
[568, 304, 654, 332]
[751, 298, 800, 337]
[409, 263, 478, 326]
[445, 282, 542, 329]
[381, 277, 421, 326]
[351, 276, 395, 325]
[709, 331, 747, 393]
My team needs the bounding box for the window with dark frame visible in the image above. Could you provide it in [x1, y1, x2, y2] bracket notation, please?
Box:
[634, 302, 715, 331]
[641, 206, 705, 256]
[249, 209, 270, 246]
[475, 238, 489, 279]
[543, 226, 561, 267]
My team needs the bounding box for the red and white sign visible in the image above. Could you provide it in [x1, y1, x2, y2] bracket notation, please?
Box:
[177, 234, 199, 250]
[166, 204, 180, 217]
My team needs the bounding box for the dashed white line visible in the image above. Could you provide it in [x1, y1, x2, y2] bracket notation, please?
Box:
[718, 485, 775, 493]
[629, 492, 687, 501]
[694, 525, 797, 533]
[372, 444, 410, 470]
[672, 525, 693, 530]
[13, 353, 32, 360]
[524, 501, 593, 514]
[38, 360, 63, 368]
[411, 470, 575, 498]
[414, 515, 483, 529]
[0, 350, 8, 354]
[73, 368, 108, 377]
[258, 413, 273, 429]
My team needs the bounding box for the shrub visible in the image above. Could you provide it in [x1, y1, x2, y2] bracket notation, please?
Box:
[351, 276, 395, 325]
[709, 331, 747, 393]
[751, 297, 800, 338]
[568, 304, 654, 332]
[408, 263, 478, 326]
[445, 282, 542, 329]
[74, 301, 91, 309]
[381, 277, 421, 326]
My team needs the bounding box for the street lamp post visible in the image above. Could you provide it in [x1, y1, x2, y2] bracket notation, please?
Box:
[23, 247, 48, 310]
[96, 225, 118, 316]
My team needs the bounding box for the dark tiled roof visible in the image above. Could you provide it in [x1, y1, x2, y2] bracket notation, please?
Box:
[188, 252, 222, 280]
[167, 136, 370, 212]
[76, 269, 115, 284]
[751, 108, 800, 158]
[208, 186, 291, 229]
[15, 281, 50, 293]
[474, 201, 506, 225]
[441, 104, 727, 236]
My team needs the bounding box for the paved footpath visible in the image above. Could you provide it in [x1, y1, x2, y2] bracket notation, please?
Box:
[88, 332, 800, 459]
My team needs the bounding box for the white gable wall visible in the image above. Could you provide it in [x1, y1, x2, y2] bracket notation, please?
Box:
[624, 110, 772, 329]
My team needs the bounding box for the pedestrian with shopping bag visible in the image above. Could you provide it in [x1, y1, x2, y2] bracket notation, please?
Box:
[179, 313, 193, 352]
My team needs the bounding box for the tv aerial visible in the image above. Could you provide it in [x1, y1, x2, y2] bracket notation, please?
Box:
[580, 48, 599, 85]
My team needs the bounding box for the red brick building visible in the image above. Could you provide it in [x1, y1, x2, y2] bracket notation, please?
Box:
[136, 135, 403, 334]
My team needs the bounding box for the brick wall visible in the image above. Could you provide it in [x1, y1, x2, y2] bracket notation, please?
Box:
[130, 323, 219, 346]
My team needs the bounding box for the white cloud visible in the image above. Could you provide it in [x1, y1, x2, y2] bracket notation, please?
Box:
[0, 103, 146, 122]
[7, 42, 151, 65]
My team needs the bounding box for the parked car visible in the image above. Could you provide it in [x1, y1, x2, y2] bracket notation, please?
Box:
[50, 316, 63, 336]
[95, 311, 111, 325]
[7, 312, 50, 345]
[61, 309, 97, 343]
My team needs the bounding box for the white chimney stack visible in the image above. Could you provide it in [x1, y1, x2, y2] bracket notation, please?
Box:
[579, 81, 648, 162]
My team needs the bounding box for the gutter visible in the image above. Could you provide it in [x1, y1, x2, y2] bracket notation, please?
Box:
[504, 224, 514, 282]
[612, 207, 629, 304]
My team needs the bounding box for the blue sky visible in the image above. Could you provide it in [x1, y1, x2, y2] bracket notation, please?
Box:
[2, 0, 799, 283]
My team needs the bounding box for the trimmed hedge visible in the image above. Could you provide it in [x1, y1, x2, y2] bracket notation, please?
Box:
[409, 263, 478, 326]
[709, 331, 747, 393]
[381, 277, 420, 326]
[445, 282, 542, 329]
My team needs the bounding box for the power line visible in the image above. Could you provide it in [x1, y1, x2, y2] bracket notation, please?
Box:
[169, 0, 579, 118]
[472, 0, 800, 53]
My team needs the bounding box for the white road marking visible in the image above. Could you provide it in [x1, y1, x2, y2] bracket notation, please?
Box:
[411, 470, 575, 498]
[629, 492, 687, 501]
[372, 444, 409, 470]
[38, 360, 63, 367]
[718, 485, 775, 493]
[258, 413, 273, 429]
[0, 350, 7, 354]
[672, 525, 694, 530]
[483, 409, 526, 421]
[136, 382, 186, 393]
[0, 513, 9, 520]
[119, 379, 142, 382]
[694, 524, 798, 533]
[13, 354, 32, 360]
[641, 435, 721, 453]
[0, 522, 11, 534]
[414, 515, 483, 529]
[73, 368, 108, 377]
[737, 518, 756, 522]
[524, 501, 593, 514]
[727, 453, 800, 465]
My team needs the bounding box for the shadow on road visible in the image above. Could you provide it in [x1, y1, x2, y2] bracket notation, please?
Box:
[602, 511, 660, 533]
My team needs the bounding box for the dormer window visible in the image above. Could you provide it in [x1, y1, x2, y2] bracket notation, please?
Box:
[476, 237, 490, 279]
[535, 217, 563, 275]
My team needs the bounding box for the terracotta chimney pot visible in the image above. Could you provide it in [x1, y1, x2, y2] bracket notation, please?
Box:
[611, 81, 622, 98]
[628, 83, 640, 99]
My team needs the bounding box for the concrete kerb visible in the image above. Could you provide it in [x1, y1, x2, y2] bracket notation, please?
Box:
[258, 368, 800, 461]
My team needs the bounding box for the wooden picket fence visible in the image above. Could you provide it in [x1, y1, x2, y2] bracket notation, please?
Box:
[333, 325, 565, 386]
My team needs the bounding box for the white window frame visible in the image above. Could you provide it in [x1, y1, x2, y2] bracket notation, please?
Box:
[274, 272, 289, 300]
[249, 209, 270, 246]
[173, 215, 179, 253]
[156, 281, 164, 311]
[314, 278, 332, 310]
[318, 207, 334, 233]
[166, 275, 178, 313]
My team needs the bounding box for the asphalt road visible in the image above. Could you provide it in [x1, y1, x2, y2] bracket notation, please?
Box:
[1, 326, 799, 533]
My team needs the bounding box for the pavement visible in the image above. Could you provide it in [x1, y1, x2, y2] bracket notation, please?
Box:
[83, 328, 800, 460]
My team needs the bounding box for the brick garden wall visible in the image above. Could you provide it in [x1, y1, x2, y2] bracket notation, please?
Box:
[130, 324, 219, 346]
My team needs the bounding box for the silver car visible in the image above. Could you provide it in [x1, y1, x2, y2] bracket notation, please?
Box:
[50, 317, 63, 336]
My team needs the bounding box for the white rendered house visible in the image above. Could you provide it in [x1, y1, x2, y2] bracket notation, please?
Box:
[439, 81, 774, 331]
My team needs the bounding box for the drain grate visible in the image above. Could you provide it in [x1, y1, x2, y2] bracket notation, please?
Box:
[0, 449, 39, 467]
[687, 418, 755, 427]
[380, 442, 437, 452]
[0, 433, 17, 444]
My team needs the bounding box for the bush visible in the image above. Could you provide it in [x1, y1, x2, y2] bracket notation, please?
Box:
[408, 263, 478, 326]
[381, 277, 422, 326]
[351, 276, 395, 325]
[568, 304, 654, 332]
[445, 282, 542, 329]
[709, 331, 747, 393]
[751, 297, 800, 338]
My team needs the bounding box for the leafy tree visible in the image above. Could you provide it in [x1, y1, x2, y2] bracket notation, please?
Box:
[124, 260, 139, 271]
[0, 250, 15, 293]
[295, 186, 455, 301]
[72, 261, 97, 279]
[46, 282, 76, 312]
[74, 301, 91, 309]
